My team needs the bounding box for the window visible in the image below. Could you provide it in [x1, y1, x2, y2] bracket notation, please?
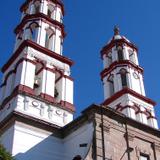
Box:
[118, 49, 124, 61]
[119, 69, 128, 88]
[140, 153, 150, 160]
[28, 22, 39, 42]
[45, 28, 55, 50]
[108, 75, 114, 96]
[107, 53, 112, 66]
[47, 5, 55, 19]
[117, 46, 124, 61]
[32, 1, 40, 14]
[129, 50, 136, 63]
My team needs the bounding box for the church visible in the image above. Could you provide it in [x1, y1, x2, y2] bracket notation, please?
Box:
[0, 0, 160, 160]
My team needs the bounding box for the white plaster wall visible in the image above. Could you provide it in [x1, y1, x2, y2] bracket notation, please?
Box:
[27, 47, 71, 74]
[12, 122, 64, 160]
[1, 121, 93, 160]
[24, 61, 35, 89]
[14, 95, 73, 127]
[44, 69, 56, 97]
[64, 78, 74, 104]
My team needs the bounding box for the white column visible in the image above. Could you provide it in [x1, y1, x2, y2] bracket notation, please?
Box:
[64, 76, 74, 104]
[24, 60, 36, 89]
[139, 74, 146, 96]
[39, 67, 56, 100]
[14, 60, 26, 87]
[123, 47, 129, 60]
[14, 59, 36, 90]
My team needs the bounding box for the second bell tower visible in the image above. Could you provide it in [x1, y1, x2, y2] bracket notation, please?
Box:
[101, 27, 158, 129]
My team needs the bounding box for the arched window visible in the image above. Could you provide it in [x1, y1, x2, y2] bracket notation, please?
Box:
[47, 4, 55, 19]
[129, 50, 136, 64]
[32, 1, 41, 14]
[73, 155, 82, 160]
[107, 53, 112, 66]
[45, 28, 55, 50]
[117, 47, 124, 61]
[28, 22, 39, 42]
[119, 69, 128, 88]
[108, 74, 114, 96]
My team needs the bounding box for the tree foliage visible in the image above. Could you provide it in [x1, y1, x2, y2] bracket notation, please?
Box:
[0, 144, 14, 160]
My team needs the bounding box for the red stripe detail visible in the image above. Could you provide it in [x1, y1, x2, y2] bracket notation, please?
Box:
[102, 88, 156, 106]
[15, 13, 66, 37]
[101, 38, 138, 59]
[40, 93, 56, 103]
[100, 60, 143, 79]
[1, 40, 74, 73]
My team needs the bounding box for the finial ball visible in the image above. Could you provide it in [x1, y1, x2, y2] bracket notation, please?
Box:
[114, 26, 120, 35]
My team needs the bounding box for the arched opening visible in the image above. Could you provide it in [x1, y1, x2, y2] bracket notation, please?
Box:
[73, 155, 82, 160]
[108, 74, 114, 96]
[119, 68, 128, 88]
[16, 30, 24, 47]
[117, 46, 124, 61]
[27, 22, 40, 42]
[32, 1, 41, 14]
[45, 28, 55, 50]
[47, 4, 55, 19]
[129, 50, 136, 64]
[107, 53, 112, 66]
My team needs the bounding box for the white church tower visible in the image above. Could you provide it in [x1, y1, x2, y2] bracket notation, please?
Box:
[0, 0, 74, 157]
[101, 27, 158, 129]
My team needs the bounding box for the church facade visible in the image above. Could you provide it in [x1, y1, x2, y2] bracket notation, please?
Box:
[0, 0, 160, 160]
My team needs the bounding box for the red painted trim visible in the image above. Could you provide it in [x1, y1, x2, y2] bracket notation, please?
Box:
[63, 75, 74, 82]
[1, 40, 74, 73]
[100, 60, 143, 79]
[0, 84, 34, 110]
[14, 13, 66, 37]
[17, 85, 34, 95]
[45, 67, 56, 74]
[147, 116, 157, 120]
[60, 100, 75, 112]
[116, 104, 140, 112]
[135, 110, 149, 116]
[0, 84, 75, 113]
[101, 38, 138, 59]
[40, 93, 56, 103]
[20, 0, 65, 15]
[102, 88, 156, 106]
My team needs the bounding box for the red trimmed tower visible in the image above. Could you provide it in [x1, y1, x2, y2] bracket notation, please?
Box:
[101, 27, 158, 129]
[0, 0, 74, 156]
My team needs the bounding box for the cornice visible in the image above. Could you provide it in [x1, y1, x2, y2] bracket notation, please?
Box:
[14, 13, 66, 37]
[1, 40, 74, 73]
[20, 0, 65, 15]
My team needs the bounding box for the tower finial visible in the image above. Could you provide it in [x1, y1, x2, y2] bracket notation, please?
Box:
[114, 26, 120, 35]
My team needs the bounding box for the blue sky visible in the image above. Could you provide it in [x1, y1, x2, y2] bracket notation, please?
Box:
[0, 0, 160, 122]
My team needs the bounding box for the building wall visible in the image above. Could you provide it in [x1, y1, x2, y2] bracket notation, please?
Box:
[85, 111, 160, 160]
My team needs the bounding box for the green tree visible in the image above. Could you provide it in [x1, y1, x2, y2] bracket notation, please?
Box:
[0, 144, 14, 160]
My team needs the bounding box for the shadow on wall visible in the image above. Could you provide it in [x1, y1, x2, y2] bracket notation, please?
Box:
[14, 135, 64, 160]
[13, 121, 94, 160]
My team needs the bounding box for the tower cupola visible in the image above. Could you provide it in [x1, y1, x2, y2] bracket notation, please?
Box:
[100, 27, 158, 129]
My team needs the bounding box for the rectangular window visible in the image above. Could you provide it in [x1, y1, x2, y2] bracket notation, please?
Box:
[140, 153, 150, 160]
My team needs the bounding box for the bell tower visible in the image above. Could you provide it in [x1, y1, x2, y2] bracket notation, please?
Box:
[101, 27, 158, 129]
[0, 0, 75, 156]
